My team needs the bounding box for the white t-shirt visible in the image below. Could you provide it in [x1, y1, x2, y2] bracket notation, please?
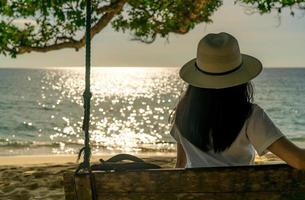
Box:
[170, 104, 284, 168]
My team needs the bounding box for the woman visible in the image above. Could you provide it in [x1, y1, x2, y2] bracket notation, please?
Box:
[171, 32, 305, 169]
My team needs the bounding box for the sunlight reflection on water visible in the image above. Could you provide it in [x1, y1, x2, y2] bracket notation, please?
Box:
[40, 67, 184, 153]
[1, 68, 305, 155]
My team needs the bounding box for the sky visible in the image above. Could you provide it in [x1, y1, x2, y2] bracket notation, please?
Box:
[1, 0, 305, 68]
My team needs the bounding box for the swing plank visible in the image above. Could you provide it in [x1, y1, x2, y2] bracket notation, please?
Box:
[63, 164, 305, 200]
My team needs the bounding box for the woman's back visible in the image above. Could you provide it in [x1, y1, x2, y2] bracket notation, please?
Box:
[171, 104, 283, 168]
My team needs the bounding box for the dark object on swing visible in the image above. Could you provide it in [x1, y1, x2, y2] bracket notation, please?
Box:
[90, 154, 161, 171]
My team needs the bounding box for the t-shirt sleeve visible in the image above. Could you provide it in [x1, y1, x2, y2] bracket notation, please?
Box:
[170, 123, 182, 144]
[246, 105, 284, 156]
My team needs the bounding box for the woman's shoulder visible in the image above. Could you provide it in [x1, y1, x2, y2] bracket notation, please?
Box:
[247, 103, 284, 156]
[247, 103, 270, 124]
[251, 103, 263, 111]
[250, 103, 265, 117]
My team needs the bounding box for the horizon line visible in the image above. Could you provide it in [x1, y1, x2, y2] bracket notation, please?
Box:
[1, 65, 305, 69]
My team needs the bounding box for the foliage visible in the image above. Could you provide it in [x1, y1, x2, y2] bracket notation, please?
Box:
[237, 0, 305, 14]
[112, 0, 222, 43]
[0, 0, 304, 57]
[0, 0, 101, 57]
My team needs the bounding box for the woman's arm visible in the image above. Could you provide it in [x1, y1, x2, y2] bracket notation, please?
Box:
[175, 143, 187, 168]
[267, 137, 305, 169]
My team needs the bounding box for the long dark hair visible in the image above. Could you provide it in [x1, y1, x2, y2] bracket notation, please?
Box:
[174, 82, 254, 152]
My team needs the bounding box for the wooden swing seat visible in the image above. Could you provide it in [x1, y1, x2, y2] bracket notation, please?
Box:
[63, 164, 305, 200]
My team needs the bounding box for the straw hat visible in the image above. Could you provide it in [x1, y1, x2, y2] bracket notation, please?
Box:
[179, 32, 262, 89]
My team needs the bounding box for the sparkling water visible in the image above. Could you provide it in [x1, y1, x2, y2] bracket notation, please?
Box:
[0, 67, 304, 155]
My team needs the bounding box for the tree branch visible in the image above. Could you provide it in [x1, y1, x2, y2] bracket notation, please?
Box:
[17, 0, 128, 54]
[97, 0, 127, 14]
[158, 0, 214, 35]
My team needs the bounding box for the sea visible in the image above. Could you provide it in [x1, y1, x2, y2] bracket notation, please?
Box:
[0, 67, 304, 156]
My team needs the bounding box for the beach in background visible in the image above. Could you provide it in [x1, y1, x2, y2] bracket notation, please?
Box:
[1, 67, 304, 199]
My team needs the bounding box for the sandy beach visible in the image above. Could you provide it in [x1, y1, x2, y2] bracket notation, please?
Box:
[0, 154, 177, 200]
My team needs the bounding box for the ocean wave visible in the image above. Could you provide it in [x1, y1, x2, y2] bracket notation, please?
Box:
[290, 137, 305, 142]
[14, 122, 38, 131]
[0, 141, 77, 148]
[0, 126, 10, 131]
[0, 140, 176, 152]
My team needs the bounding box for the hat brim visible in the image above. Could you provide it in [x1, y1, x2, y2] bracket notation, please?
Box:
[179, 54, 262, 89]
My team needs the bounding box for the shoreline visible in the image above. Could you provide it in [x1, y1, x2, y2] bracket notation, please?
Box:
[0, 152, 284, 167]
[0, 151, 283, 166]
[0, 152, 176, 166]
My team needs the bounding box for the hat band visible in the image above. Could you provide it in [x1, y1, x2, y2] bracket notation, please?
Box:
[195, 62, 242, 76]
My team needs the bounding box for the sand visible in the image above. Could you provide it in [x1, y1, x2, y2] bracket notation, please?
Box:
[0, 154, 176, 200]
[0, 153, 282, 200]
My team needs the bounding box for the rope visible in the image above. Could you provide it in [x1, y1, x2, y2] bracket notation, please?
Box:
[74, 1, 97, 200]
[82, 0, 92, 171]
[75, 0, 92, 174]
